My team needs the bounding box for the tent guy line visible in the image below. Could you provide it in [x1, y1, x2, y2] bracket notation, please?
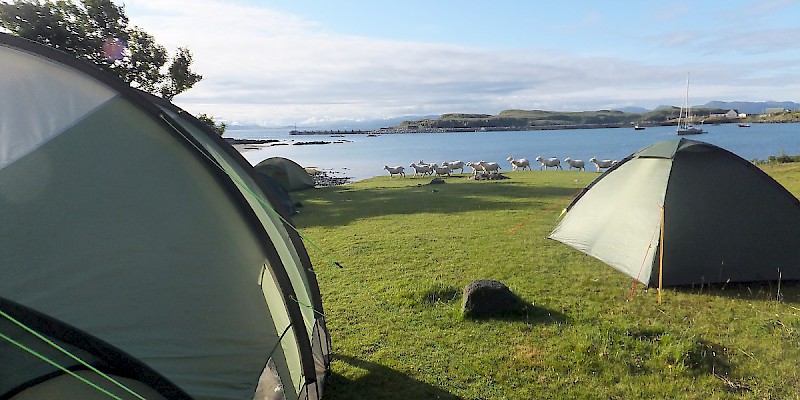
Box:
[628, 208, 663, 302]
[0, 310, 143, 400]
[504, 188, 584, 236]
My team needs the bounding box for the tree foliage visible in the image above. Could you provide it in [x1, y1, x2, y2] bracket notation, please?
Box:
[0, 0, 201, 99]
[197, 113, 227, 136]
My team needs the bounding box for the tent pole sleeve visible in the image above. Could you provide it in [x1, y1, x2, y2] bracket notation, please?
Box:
[658, 206, 665, 304]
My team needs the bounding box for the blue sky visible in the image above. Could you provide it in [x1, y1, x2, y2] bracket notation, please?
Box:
[124, 0, 800, 126]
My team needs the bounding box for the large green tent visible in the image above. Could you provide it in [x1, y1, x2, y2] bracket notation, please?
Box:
[549, 138, 800, 287]
[0, 33, 329, 399]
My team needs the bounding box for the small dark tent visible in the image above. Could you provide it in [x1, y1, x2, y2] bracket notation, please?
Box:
[549, 138, 800, 287]
[0, 33, 329, 399]
[254, 157, 315, 192]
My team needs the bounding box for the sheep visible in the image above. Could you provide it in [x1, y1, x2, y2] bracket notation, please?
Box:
[535, 156, 562, 170]
[442, 160, 465, 174]
[409, 162, 433, 176]
[430, 163, 452, 177]
[465, 161, 484, 176]
[589, 157, 616, 172]
[563, 157, 585, 171]
[383, 165, 405, 178]
[506, 156, 531, 171]
[477, 160, 501, 174]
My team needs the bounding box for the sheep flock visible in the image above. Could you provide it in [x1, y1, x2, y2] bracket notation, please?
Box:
[382, 156, 619, 178]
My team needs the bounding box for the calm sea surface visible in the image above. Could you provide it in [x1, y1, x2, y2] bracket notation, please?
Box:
[231, 123, 800, 182]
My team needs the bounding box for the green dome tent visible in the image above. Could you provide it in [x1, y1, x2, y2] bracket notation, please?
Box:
[0, 33, 329, 400]
[549, 138, 800, 287]
[254, 157, 315, 192]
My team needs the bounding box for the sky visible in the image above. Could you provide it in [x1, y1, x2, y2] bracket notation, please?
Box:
[123, 0, 800, 127]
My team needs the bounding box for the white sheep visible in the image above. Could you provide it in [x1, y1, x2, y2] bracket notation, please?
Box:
[535, 156, 562, 170]
[466, 161, 484, 176]
[430, 163, 452, 177]
[409, 162, 433, 176]
[563, 157, 585, 171]
[506, 156, 531, 171]
[477, 160, 501, 173]
[442, 160, 465, 174]
[589, 157, 615, 172]
[383, 165, 405, 178]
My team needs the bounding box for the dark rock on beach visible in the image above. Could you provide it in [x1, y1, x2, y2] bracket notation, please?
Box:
[294, 141, 331, 146]
[224, 138, 278, 145]
[309, 170, 351, 187]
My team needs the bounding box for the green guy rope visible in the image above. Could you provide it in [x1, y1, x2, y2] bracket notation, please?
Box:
[0, 332, 126, 400]
[0, 310, 147, 400]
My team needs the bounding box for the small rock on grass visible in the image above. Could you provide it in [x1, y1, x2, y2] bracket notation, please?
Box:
[462, 280, 524, 318]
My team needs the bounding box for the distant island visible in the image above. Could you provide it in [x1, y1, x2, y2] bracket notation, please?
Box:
[289, 103, 800, 135]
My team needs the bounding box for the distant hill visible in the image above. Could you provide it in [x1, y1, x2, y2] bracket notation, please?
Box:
[702, 101, 800, 114]
[613, 106, 648, 114]
[394, 106, 759, 131]
[399, 109, 666, 130]
[226, 123, 272, 131]
[612, 101, 800, 115]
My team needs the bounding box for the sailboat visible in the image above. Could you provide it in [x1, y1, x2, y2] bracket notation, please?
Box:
[676, 73, 706, 135]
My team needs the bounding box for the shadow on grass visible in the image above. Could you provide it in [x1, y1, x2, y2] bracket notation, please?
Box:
[326, 353, 464, 400]
[294, 178, 583, 228]
[672, 280, 800, 304]
[466, 301, 569, 325]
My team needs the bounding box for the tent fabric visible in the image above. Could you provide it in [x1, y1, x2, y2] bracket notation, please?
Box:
[144, 93, 330, 372]
[553, 157, 671, 281]
[254, 157, 315, 192]
[550, 138, 800, 287]
[10, 370, 168, 400]
[0, 38, 116, 169]
[0, 33, 328, 400]
[254, 172, 299, 215]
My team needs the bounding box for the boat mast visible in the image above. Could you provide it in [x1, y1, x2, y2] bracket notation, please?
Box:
[685, 72, 692, 126]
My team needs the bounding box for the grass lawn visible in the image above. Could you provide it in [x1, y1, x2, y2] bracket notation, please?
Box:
[291, 164, 800, 399]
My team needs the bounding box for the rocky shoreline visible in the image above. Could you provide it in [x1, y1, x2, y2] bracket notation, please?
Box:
[229, 143, 352, 187]
[307, 169, 352, 187]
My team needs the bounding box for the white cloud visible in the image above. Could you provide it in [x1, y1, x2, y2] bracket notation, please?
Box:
[741, 0, 797, 16]
[123, 0, 800, 126]
[715, 28, 800, 54]
[653, 2, 693, 22]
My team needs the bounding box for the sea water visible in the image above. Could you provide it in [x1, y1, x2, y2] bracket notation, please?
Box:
[231, 123, 800, 181]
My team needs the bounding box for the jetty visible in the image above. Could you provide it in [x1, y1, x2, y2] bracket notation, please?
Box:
[290, 129, 373, 135]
